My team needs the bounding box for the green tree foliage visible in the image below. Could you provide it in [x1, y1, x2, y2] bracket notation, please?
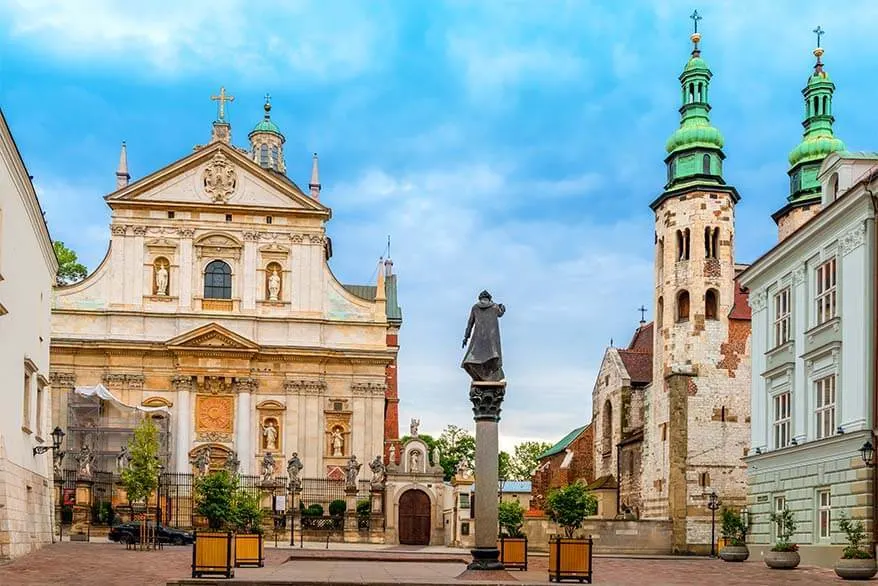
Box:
[768, 507, 798, 552]
[498, 500, 526, 537]
[53, 241, 87, 285]
[233, 490, 264, 534]
[839, 512, 873, 559]
[400, 425, 476, 481]
[356, 499, 372, 518]
[509, 441, 553, 480]
[119, 419, 160, 504]
[195, 470, 238, 530]
[720, 507, 747, 546]
[329, 499, 347, 516]
[498, 451, 512, 481]
[545, 481, 597, 538]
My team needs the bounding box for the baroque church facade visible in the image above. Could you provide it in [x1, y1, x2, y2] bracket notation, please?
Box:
[49, 94, 402, 481]
[590, 27, 752, 554]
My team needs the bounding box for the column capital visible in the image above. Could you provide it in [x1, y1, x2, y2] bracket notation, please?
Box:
[234, 377, 258, 394]
[469, 381, 506, 422]
[50, 371, 76, 390]
[171, 375, 195, 392]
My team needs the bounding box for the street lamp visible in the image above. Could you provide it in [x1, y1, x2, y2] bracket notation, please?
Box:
[707, 490, 721, 558]
[861, 441, 874, 466]
[33, 426, 65, 456]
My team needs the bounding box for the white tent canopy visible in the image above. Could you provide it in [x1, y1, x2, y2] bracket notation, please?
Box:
[74, 384, 170, 414]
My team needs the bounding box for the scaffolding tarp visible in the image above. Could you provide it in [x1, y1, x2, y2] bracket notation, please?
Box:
[74, 384, 170, 414]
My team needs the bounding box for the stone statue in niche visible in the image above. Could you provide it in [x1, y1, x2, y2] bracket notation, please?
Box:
[330, 428, 344, 457]
[261, 451, 276, 483]
[432, 445, 441, 467]
[192, 446, 211, 476]
[344, 455, 361, 490]
[262, 419, 278, 451]
[409, 449, 421, 473]
[388, 444, 396, 465]
[155, 261, 169, 296]
[369, 456, 386, 489]
[267, 268, 281, 301]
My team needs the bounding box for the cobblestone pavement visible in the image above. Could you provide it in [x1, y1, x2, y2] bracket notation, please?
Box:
[0, 542, 847, 585]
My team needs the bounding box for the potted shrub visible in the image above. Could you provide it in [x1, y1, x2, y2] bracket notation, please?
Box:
[765, 507, 799, 569]
[192, 470, 237, 578]
[498, 500, 528, 570]
[718, 508, 749, 562]
[835, 513, 877, 580]
[233, 490, 264, 568]
[545, 481, 597, 583]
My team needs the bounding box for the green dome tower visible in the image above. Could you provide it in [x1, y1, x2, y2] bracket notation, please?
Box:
[773, 28, 845, 238]
[651, 23, 738, 211]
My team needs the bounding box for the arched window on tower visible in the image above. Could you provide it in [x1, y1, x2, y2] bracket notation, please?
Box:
[705, 289, 719, 320]
[697, 82, 703, 102]
[259, 144, 269, 166]
[676, 230, 690, 261]
[702, 154, 711, 175]
[676, 290, 690, 322]
[683, 228, 690, 260]
[271, 146, 279, 170]
[657, 296, 664, 329]
[813, 96, 820, 116]
[822, 96, 828, 115]
[602, 400, 613, 456]
[829, 173, 840, 201]
[704, 227, 719, 259]
[204, 260, 232, 299]
[688, 83, 695, 104]
[712, 227, 719, 258]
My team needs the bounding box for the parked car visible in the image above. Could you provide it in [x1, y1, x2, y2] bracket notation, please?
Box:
[108, 522, 193, 545]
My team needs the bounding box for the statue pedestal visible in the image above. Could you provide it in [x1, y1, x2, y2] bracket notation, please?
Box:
[467, 380, 506, 571]
[72, 479, 93, 541]
[344, 488, 360, 538]
[370, 488, 383, 514]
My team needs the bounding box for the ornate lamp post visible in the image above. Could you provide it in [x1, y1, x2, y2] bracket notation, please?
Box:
[34, 426, 66, 456]
[707, 490, 721, 557]
[861, 441, 874, 466]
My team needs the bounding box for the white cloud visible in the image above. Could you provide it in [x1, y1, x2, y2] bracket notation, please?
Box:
[1, 0, 394, 82]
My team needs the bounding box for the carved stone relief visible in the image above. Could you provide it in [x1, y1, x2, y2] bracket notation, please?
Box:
[202, 152, 237, 203]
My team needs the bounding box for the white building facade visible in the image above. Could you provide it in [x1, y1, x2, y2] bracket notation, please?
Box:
[0, 110, 59, 560]
[741, 152, 878, 566]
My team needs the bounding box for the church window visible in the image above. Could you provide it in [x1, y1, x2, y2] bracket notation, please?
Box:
[602, 400, 613, 456]
[657, 297, 664, 328]
[696, 82, 703, 102]
[676, 229, 690, 261]
[271, 146, 279, 169]
[704, 226, 719, 259]
[720, 406, 726, 422]
[829, 173, 839, 201]
[266, 216, 273, 224]
[813, 96, 820, 116]
[676, 290, 690, 322]
[225, 214, 232, 222]
[260, 144, 269, 166]
[167, 211, 175, 219]
[688, 83, 695, 103]
[702, 154, 710, 174]
[333, 402, 343, 411]
[705, 289, 718, 320]
[698, 472, 710, 487]
[204, 260, 232, 299]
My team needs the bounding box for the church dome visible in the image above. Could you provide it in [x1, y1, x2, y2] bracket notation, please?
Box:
[248, 101, 284, 139]
[665, 123, 724, 154]
[788, 134, 845, 166]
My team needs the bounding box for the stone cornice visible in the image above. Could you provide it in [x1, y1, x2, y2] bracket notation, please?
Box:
[351, 381, 388, 396]
[50, 371, 76, 389]
[283, 378, 327, 395]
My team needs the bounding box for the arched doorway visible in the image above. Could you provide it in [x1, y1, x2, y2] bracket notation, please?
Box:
[398, 489, 431, 545]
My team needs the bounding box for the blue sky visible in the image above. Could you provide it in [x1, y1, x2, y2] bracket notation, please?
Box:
[3, 1, 878, 450]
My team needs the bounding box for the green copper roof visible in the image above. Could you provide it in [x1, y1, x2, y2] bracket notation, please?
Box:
[248, 98, 285, 139]
[683, 55, 708, 72]
[785, 48, 844, 204]
[341, 273, 402, 324]
[538, 426, 587, 460]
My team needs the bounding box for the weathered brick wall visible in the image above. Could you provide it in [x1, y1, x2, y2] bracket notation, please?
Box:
[569, 425, 594, 483]
[618, 440, 642, 516]
[776, 202, 819, 242]
[384, 327, 400, 461]
[642, 188, 752, 551]
[530, 426, 593, 512]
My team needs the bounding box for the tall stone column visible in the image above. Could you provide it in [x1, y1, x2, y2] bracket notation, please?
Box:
[468, 380, 506, 570]
[235, 378, 257, 475]
[171, 376, 194, 473]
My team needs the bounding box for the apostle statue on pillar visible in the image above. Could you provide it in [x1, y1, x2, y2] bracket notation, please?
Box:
[224, 451, 240, 474]
[116, 445, 130, 472]
[287, 452, 303, 491]
[76, 443, 94, 479]
[261, 451, 276, 483]
[344, 455, 361, 490]
[369, 455, 386, 489]
[193, 446, 211, 476]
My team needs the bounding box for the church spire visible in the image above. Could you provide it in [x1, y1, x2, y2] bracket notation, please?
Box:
[248, 93, 286, 173]
[652, 11, 734, 210]
[309, 153, 321, 199]
[785, 26, 845, 205]
[115, 141, 130, 190]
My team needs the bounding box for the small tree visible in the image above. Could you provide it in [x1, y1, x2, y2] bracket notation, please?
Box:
[233, 490, 264, 534]
[545, 482, 598, 538]
[838, 512, 873, 560]
[119, 419, 160, 506]
[195, 470, 238, 530]
[356, 499, 372, 518]
[53, 241, 88, 285]
[509, 441, 553, 480]
[498, 500, 525, 538]
[720, 508, 747, 546]
[768, 507, 798, 552]
[329, 499, 347, 516]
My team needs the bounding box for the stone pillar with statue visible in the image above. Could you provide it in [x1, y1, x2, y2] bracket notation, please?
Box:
[72, 442, 96, 540]
[343, 455, 362, 538]
[461, 290, 507, 571]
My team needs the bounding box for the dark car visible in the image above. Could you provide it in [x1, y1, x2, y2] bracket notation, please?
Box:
[108, 521, 193, 545]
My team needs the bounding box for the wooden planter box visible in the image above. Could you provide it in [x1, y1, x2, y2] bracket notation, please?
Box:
[192, 531, 236, 579]
[548, 536, 593, 583]
[498, 536, 528, 570]
[235, 533, 264, 568]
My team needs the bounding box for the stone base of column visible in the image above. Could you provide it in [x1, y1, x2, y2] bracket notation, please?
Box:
[467, 546, 503, 571]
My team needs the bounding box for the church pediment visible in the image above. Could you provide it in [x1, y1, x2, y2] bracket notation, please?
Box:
[106, 142, 329, 216]
[166, 323, 260, 352]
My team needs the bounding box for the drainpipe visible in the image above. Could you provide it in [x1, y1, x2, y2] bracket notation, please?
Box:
[866, 180, 878, 555]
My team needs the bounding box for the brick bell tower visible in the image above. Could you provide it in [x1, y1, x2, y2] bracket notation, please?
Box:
[641, 14, 750, 554]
